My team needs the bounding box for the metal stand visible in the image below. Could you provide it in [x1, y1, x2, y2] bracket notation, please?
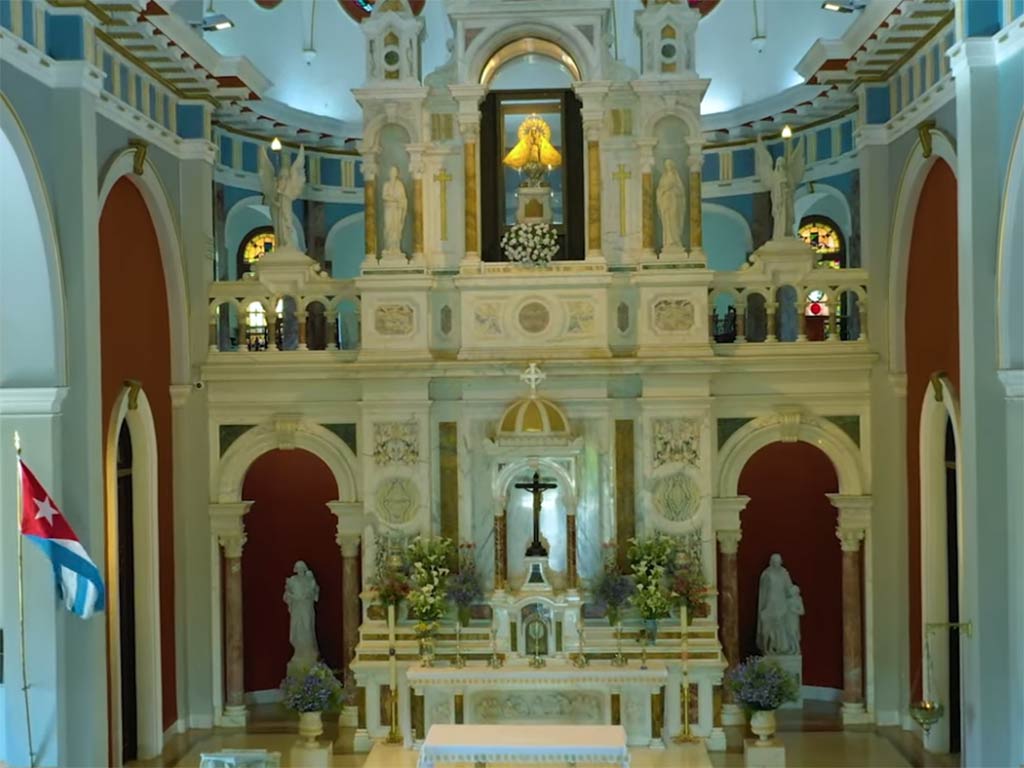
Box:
[611, 621, 627, 667]
[572, 623, 590, 668]
[454, 622, 466, 669]
[487, 628, 503, 669]
[675, 618, 701, 743]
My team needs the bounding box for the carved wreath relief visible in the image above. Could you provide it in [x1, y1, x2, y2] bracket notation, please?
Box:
[565, 300, 595, 336]
[651, 471, 701, 523]
[374, 477, 420, 525]
[374, 303, 414, 336]
[474, 302, 503, 337]
[372, 421, 419, 466]
[653, 298, 694, 333]
[652, 418, 701, 468]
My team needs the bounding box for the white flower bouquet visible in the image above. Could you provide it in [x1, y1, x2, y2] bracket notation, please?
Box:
[500, 222, 559, 266]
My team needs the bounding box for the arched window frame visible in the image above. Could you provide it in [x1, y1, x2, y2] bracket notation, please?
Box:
[798, 215, 846, 269]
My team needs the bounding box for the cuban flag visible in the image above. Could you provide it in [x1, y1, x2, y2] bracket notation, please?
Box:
[19, 459, 105, 619]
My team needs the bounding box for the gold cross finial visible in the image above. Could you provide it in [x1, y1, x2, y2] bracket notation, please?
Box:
[520, 363, 546, 396]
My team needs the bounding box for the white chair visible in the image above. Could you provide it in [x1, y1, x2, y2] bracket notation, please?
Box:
[198, 749, 282, 768]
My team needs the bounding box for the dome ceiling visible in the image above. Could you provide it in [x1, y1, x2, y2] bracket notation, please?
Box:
[197, 0, 860, 130]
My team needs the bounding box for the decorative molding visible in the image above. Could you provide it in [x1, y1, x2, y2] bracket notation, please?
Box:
[827, 493, 872, 532]
[650, 471, 701, 524]
[998, 369, 1024, 400]
[712, 496, 750, 533]
[0, 387, 68, 415]
[372, 420, 420, 465]
[716, 530, 741, 555]
[272, 414, 303, 449]
[836, 526, 866, 552]
[168, 383, 192, 408]
[210, 502, 251, 559]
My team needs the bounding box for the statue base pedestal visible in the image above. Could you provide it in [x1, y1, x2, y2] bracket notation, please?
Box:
[520, 557, 552, 592]
[748, 238, 816, 283]
[764, 654, 802, 709]
[744, 739, 786, 767]
[515, 185, 553, 225]
[253, 244, 323, 296]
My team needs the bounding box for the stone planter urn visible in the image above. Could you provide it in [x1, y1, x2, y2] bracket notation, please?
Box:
[749, 709, 777, 743]
[298, 710, 323, 746]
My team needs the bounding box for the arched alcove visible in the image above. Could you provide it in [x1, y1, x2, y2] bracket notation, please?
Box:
[904, 158, 959, 702]
[999, 115, 1024, 369]
[240, 449, 342, 693]
[377, 124, 413, 257]
[99, 177, 178, 746]
[0, 98, 66, 388]
[737, 442, 843, 691]
[652, 116, 691, 251]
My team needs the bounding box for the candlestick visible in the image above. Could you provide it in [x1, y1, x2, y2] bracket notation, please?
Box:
[386, 602, 401, 743]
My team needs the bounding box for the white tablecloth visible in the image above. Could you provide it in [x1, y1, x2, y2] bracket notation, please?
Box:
[417, 724, 630, 767]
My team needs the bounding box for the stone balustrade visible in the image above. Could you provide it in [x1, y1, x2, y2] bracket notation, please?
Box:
[709, 266, 868, 345]
[208, 278, 360, 352]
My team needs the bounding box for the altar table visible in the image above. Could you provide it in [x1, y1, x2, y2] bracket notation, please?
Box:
[417, 724, 630, 768]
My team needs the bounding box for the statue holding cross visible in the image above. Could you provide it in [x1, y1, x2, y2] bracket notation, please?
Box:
[515, 470, 558, 557]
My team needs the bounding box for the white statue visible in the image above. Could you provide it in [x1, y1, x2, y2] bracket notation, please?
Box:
[381, 165, 408, 255]
[257, 145, 306, 251]
[656, 158, 686, 251]
[756, 553, 797, 655]
[284, 561, 320, 671]
[753, 136, 805, 240]
[783, 585, 805, 655]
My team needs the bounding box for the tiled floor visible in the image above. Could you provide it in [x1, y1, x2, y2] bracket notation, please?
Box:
[131, 702, 961, 768]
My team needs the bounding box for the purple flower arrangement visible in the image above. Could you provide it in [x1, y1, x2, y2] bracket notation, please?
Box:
[726, 656, 799, 712]
[280, 661, 343, 713]
[592, 542, 635, 625]
[447, 542, 484, 624]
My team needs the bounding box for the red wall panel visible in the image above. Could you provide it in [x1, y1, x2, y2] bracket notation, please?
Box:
[241, 449, 342, 692]
[99, 178, 177, 729]
[738, 441, 842, 689]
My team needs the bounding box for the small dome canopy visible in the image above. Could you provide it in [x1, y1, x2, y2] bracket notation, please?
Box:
[497, 363, 572, 443]
[498, 395, 571, 439]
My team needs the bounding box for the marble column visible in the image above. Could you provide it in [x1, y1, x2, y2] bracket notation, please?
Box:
[717, 530, 744, 725]
[363, 159, 378, 261]
[494, 503, 507, 591]
[221, 531, 247, 726]
[339, 535, 362, 686]
[585, 124, 602, 256]
[460, 121, 480, 261]
[566, 512, 578, 591]
[838, 528, 866, 722]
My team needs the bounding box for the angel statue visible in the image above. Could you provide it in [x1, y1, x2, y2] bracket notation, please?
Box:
[258, 144, 306, 251]
[754, 136, 805, 241]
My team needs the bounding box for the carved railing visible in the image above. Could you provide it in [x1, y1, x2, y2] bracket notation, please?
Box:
[208, 278, 360, 352]
[708, 266, 868, 345]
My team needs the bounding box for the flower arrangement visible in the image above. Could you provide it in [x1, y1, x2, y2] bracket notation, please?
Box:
[280, 662, 343, 713]
[446, 542, 484, 626]
[672, 531, 711, 621]
[369, 537, 410, 607]
[627, 533, 679, 622]
[726, 656, 799, 712]
[500, 221, 559, 266]
[592, 542, 634, 626]
[406, 536, 454, 636]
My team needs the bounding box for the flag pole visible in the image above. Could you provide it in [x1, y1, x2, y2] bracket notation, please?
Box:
[14, 432, 37, 768]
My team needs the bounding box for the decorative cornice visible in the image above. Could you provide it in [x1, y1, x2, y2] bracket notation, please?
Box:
[0, 387, 69, 415]
[998, 369, 1024, 400]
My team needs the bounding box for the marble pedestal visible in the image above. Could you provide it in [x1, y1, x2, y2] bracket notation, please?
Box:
[744, 739, 786, 767]
[289, 740, 330, 768]
[764, 655, 802, 709]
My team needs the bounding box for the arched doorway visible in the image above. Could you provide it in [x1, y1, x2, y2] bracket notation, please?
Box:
[737, 441, 844, 707]
[919, 375, 962, 754]
[115, 422, 138, 762]
[240, 449, 343, 696]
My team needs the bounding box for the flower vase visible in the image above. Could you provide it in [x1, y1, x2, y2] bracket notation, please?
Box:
[419, 635, 435, 667]
[458, 606, 471, 627]
[639, 629, 649, 670]
[750, 709, 777, 743]
[454, 622, 466, 668]
[298, 710, 323, 746]
[612, 621, 627, 667]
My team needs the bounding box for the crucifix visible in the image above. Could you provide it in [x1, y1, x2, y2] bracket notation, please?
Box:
[434, 168, 452, 242]
[613, 164, 631, 236]
[515, 470, 558, 557]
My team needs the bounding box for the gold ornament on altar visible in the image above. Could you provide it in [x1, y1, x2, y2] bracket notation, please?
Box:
[503, 115, 562, 187]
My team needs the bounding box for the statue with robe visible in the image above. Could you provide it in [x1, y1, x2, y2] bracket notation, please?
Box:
[257, 145, 306, 251]
[382, 165, 408, 255]
[284, 560, 320, 672]
[656, 159, 686, 251]
[783, 584, 805, 655]
[756, 553, 798, 655]
[754, 136, 805, 240]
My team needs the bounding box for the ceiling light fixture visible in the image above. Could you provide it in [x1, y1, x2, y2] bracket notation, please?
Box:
[781, 125, 793, 139]
[821, 1, 865, 13]
[270, 137, 283, 151]
[198, 0, 233, 31]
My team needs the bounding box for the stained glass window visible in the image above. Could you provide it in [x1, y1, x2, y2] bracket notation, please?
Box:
[798, 217, 844, 270]
[242, 230, 275, 266]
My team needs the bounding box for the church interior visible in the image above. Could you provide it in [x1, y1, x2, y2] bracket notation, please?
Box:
[1, 0, 1023, 766]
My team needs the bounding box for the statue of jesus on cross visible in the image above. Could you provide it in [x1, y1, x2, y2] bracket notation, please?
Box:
[516, 470, 558, 557]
